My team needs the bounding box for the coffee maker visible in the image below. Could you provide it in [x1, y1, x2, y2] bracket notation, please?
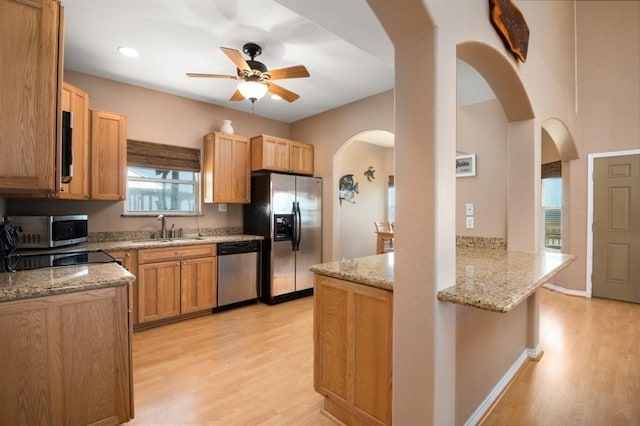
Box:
[0, 221, 22, 272]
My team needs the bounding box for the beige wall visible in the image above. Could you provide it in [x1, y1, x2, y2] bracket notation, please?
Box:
[457, 99, 507, 238]
[290, 90, 395, 262]
[7, 71, 290, 233]
[367, 0, 578, 423]
[556, 1, 640, 291]
[337, 141, 394, 259]
[542, 133, 561, 164]
[456, 302, 528, 424]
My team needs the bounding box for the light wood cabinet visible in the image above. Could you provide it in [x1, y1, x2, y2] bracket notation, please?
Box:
[137, 244, 217, 324]
[0, 0, 62, 194]
[290, 140, 315, 175]
[138, 260, 182, 323]
[0, 285, 132, 425]
[203, 132, 251, 204]
[251, 135, 314, 175]
[314, 274, 392, 426]
[59, 82, 90, 199]
[90, 109, 127, 200]
[107, 249, 139, 325]
[181, 256, 218, 314]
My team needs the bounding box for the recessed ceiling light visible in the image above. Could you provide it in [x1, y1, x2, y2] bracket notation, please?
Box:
[271, 94, 282, 100]
[118, 46, 139, 58]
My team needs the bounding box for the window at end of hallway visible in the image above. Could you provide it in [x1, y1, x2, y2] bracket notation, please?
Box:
[542, 177, 562, 250]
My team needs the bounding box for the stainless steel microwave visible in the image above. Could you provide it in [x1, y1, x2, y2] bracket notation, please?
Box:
[6, 215, 88, 248]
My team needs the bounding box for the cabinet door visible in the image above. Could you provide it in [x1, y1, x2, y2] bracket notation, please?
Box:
[90, 109, 127, 200]
[138, 261, 181, 323]
[59, 83, 90, 199]
[180, 256, 217, 314]
[0, 0, 60, 193]
[0, 286, 131, 425]
[251, 135, 290, 172]
[107, 249, 139, 325]
[290, 141, 314, 175]
[314, 275, 393, 425]
[203, 133, 251, 203]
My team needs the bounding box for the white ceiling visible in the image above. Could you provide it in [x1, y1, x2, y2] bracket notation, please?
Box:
[62, 0, 494, 126]
[62, 0, 395, 124]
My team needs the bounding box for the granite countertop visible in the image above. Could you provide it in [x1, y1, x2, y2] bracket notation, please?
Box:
[0, 263, 135, 303]
[86, 234, 262, 251]
[309, 253, 394, 291]
[2, 234, 261, 303]
[18, 234, 263, 255]
[438, 248, 576, 312]
[309, 248, 575, 313]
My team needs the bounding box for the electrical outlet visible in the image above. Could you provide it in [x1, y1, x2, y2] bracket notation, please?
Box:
[218, 203, 227, 212]
[465, 203, 474, 216]
[466, 216, 474, 229]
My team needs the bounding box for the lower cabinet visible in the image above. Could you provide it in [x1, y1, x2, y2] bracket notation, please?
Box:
[137, 244, 217, 325]
[0, 286, 132, 425]
[107, 249, 139, 325]
[314, 274, 393, 426]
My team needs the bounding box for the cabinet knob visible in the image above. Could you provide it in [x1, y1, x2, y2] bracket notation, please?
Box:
[125, 253, 130, 258]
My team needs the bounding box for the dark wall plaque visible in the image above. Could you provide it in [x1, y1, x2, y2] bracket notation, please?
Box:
[489, 0, 530, 62]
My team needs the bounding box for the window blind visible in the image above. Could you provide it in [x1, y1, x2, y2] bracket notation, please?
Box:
[541, 161, 561, 178]
[127, 140, 201, 172]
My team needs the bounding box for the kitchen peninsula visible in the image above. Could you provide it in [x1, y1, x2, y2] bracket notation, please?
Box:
[0, 262, 135, 425]
[310, 247, 575, 425]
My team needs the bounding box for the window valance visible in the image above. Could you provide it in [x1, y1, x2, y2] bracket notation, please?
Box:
[127, 140, 201, 172]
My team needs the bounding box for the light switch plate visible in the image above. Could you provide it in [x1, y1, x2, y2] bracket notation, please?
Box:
[465, 203, 474, 216]
[218, 203, 227, 212]
[466, 216, 474, 229]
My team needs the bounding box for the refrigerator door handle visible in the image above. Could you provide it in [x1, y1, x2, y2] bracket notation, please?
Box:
[295, 201, 302, 251]
[291, 202, 297, 251]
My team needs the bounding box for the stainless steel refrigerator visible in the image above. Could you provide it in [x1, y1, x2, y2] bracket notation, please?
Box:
[243, 172, 322, 305]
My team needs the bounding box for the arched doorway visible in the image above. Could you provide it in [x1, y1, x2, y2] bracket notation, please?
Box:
[333, 130, 395, 260]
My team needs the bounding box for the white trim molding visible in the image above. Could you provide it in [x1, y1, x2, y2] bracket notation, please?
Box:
[464, 349, 530, 426]
[543, 282, 587, 298]
[586, 149, 640, 298]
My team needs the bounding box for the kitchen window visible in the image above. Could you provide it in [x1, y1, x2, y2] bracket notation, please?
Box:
[541, 161, 562, 250]
[126, 167, 200, 215]
[125, 140, 201, 215]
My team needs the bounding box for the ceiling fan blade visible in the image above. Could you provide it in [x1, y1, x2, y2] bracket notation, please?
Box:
[229, 90, 244, 102]
[265, 65, 310, 80]
[268, 83, 300, 103]
[220, 47, 251, 72]
[186, 72, 239, 79]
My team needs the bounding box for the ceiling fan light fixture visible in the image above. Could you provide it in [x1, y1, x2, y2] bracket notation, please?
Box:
[271, 94, 282, 101]
[237, 81, 268, 102]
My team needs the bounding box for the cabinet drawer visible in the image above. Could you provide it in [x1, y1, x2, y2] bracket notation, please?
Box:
[138, 244, 216, 264]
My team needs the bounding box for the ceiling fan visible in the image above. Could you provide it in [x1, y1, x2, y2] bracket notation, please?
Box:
[186, 42, 310, 104]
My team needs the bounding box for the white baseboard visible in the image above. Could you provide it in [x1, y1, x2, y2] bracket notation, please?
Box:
[527, 344, 542, 360]
[464, 349, 529, 426]
[543, 283, 587, 298]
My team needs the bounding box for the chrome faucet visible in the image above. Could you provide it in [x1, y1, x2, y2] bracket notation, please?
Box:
[157, 214, 167, 239]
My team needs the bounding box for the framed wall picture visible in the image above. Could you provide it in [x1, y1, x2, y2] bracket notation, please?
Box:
[456, 154, 476, 177]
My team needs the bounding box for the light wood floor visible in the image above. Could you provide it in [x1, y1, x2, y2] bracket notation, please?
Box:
[129, 297, 333, 426]
[482, 288, 640, 425]
[129, 290, 639, 425]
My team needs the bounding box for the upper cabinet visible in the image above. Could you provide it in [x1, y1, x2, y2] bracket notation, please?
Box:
[251, 135, 314, 176]
[203, 132, 251, 204]
[0, 0, 62, 194]
[90, 109, 127, 200]
[59, 82, 90, 199]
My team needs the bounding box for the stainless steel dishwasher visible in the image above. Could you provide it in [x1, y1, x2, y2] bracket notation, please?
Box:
[217, 240, 260, 307]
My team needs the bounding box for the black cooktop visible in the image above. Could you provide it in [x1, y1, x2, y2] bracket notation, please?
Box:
[6, 250, 119, 272]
